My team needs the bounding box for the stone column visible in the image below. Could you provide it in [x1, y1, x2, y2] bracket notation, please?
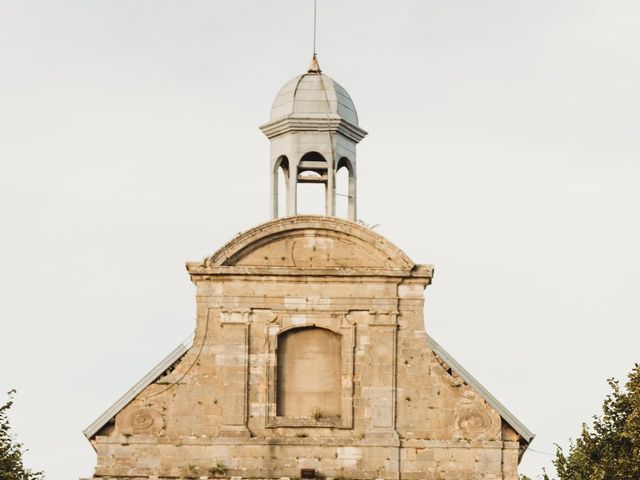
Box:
[271, 166, 278, 219]
[348, 166, 357, 222]
[287, 161, 298, 216]
[326, 158, 335, 216]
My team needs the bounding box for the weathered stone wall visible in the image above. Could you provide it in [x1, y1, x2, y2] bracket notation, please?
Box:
[88, 217, 523, 480]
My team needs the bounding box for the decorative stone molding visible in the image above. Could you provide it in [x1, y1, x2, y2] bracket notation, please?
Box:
[194, 217, 419, 271]
[260, 116, 367, 143]
[457, 408, 494, 436]
[124, 407, 164, 435]
[221, 309, 252, 325]
[266, 311, 355, 429]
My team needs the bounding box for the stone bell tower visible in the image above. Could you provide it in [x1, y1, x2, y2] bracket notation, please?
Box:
[83, 57, 533, 480]
[260, 55, 367, 221]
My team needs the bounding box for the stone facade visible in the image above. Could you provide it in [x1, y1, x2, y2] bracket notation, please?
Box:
[84, 58, 531, 479]
[84, 217, 531, 479]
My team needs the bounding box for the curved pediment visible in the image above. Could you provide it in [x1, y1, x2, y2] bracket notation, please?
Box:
[200, 216, 415, 272]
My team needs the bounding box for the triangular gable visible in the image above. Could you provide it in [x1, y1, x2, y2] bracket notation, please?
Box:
[83, 335, 193, 440]
[425, 334, 534, 445]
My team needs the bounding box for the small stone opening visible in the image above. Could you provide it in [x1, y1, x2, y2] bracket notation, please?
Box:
[301, 468, 316, 479]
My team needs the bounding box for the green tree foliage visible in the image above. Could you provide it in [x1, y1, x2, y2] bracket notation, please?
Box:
[0, 390, 43, 480]
[545, 363, 640, 480]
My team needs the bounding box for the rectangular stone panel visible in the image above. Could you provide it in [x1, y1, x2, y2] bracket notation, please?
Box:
[219, 311, 250, 428]
[370, 323, 397, 429]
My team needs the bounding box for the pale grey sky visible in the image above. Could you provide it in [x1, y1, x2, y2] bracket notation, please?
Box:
[1, 1, 639, 479]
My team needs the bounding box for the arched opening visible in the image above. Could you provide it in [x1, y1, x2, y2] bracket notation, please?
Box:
[272, 156, 289, 218]
[296, 152, 327, 216]
[299, 151, 326, 164]
[336, 157, 356, 220]
[276, 326, 341, 418]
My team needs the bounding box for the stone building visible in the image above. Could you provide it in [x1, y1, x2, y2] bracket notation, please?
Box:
[84, 56, 533, 480]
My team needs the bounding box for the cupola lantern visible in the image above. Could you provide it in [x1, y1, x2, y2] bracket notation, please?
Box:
[260, 56, 367, 221]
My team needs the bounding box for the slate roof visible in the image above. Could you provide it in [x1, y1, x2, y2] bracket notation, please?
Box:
[270, 72, 359, 125]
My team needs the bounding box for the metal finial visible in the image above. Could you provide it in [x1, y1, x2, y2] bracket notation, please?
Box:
[308, 53, 321, 73]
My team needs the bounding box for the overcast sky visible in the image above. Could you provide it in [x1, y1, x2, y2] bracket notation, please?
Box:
[1, 1, 639, 479]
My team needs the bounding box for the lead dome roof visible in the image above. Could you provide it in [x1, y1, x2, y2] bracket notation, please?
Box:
[269, 72, 359, 126]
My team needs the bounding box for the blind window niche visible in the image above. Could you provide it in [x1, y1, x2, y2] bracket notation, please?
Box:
[276, 327, 341, 419]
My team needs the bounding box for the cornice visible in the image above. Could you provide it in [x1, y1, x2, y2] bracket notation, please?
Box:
[186, 264, 433, 280]
[259, 115, 368, 143]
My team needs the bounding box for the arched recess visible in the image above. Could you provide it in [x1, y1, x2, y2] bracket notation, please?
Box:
[276, 326, 341, 418]
[272, 155, 289, 218]
[337, 157, 356, 221]
[296, 151, 328, 216]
